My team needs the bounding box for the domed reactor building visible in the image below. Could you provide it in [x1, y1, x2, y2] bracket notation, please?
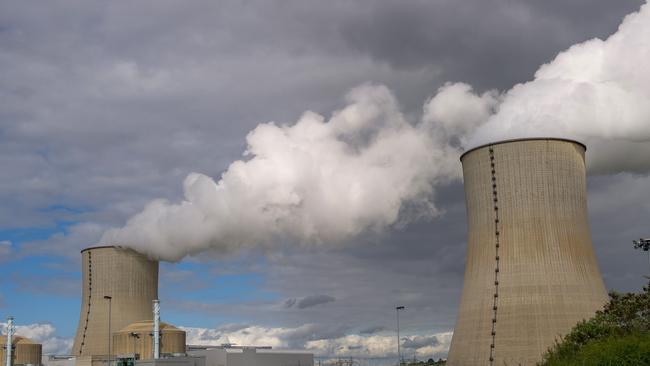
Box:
[446, 138, 608, 366]
[0, 335, 42, 366]
[113, 321, 186, 358]
[72, 246, 159, 358]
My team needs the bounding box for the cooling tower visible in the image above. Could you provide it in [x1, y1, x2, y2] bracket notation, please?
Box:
[72, 246, 159, 357]
[446, 138, 608, 366]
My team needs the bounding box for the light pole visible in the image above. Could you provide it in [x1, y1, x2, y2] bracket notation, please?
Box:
[395, 306, 405, 366]
[104, 296, 112, 366]
[633, 238, 650, 274]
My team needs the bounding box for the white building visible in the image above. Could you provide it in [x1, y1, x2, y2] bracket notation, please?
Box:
[187, 346, 313, 366]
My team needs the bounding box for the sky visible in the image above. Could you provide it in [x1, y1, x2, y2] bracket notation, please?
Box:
[1, 0, 650, 364]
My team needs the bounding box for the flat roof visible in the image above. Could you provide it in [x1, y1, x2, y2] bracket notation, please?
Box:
[460, 137, 586, 161]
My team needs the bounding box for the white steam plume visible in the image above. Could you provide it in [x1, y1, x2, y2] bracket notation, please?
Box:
[459, 1, 650, 173]
[102, 1, 650, 260]
[101, 85, 461, 261]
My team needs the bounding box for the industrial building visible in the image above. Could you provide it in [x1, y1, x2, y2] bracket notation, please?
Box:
[113, 321, 185, 359]
[1, 335, 42, 366]
[187, 346, 313, 366]
[72, 246, 159, 358]
[446, 138, 608, 366]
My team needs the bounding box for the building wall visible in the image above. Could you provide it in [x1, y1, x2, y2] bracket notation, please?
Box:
[72, 246, 159, 357]
[42, 356, 75, 366]
[185, 350, 226, 366]
[447, 139, 608, 366]
[188, 348, 313, 366]
[135, 356, 205, 366]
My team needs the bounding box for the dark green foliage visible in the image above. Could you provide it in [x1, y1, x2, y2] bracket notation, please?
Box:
[540, 332, 650, 366]
[539, 282, 650, 365]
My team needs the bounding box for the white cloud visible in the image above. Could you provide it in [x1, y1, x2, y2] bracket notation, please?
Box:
[182, 324, 452, 361]
[0, 322, 73, 355]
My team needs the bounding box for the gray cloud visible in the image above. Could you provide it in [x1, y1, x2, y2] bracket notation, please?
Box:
[402, 335, 440, 350]
[284, 298, 297, 309]
[338, 0, 643, 90]
[359, 326, 386, 335]
[1, 0, 649, 362]
[297, 295, 337, 309]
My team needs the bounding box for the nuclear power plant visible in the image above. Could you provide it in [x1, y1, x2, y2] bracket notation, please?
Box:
[2, 138, 617, 366]
[446, 138, 609, 366]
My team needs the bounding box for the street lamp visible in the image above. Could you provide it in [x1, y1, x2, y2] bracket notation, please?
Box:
[395, 306, 405, 366]
[104, 296, 112, 366]
[633, 238, 650, 274]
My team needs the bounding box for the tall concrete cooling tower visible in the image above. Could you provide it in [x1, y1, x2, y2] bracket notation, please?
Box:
[446, 138, 608, 366]
[72, 246, 159, 357]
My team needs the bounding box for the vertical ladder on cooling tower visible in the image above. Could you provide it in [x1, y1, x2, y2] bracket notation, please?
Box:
[488, 146, 500, 366]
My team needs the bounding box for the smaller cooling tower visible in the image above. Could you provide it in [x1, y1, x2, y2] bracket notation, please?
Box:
[72, 246, 159, 357]
[447, 138, 608, 366]
[112, 321, 186, 359]
[0, 336, 42, 366]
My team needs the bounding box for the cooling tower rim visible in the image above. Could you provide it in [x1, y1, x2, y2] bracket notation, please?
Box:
[80, 245, 146, 255]
[80, 245, 159, 263]
[460, 137, 586, 161]
[81, 245, 120, 253]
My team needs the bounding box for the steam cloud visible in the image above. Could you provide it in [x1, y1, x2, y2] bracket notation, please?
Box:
[101, 2, 650, 261]
[101, 85, 461, 261]
[463, 1, 650, 173]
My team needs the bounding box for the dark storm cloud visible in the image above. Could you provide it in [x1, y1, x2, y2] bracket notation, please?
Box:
[587, 174, 650, 292]
[338, 0, 644, 90]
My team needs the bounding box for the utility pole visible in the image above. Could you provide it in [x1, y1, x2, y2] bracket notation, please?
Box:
[395, 306, 405, 366]
[5, 317, 14, 366]
[104, 296, 112, 366]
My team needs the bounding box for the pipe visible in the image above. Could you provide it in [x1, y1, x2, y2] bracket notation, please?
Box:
[153, 300, 160, 359]
[5, 317, 13, 366]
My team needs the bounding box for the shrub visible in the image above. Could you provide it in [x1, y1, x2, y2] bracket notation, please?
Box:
[538, 282, 650, 365]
